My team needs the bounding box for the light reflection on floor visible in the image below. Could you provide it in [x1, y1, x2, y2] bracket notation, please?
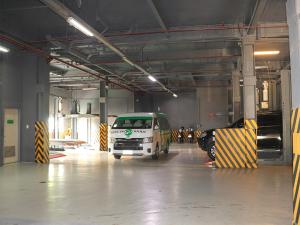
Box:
[0, 143, 292, 225]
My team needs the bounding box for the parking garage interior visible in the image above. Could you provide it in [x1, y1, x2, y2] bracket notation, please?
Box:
[0, 0, 298, 224]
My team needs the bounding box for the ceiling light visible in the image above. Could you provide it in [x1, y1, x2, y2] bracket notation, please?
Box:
[50, 72, 62, 76]
[173, 94, 178, 98]
[254, 51, 280, 56]
[255, 66, 269, 70]
[0, 45, 9, 53]
[123, 57, 134, 66]
[82, 87, 98, 91]
[148, 75, 157, 82]
[67, 17, 94, 37]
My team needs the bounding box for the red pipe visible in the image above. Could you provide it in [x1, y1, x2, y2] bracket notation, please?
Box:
[29, 23, 288, 44]
[0, 34, 134, 92]
[84, 54, 241, 66]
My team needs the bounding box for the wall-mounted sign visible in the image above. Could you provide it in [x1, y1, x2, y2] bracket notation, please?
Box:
[7, 119, 14, 124]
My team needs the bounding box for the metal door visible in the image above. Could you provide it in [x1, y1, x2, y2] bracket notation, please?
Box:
[4, 109, 19, 164]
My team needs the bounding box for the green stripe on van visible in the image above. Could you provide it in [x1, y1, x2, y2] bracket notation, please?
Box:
[117, 116, 152, 121]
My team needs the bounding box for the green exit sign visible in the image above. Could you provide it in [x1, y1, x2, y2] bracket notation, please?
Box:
[7, 119, 14, 124]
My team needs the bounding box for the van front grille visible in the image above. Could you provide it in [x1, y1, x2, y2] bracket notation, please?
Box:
[114, 138, 144, 150]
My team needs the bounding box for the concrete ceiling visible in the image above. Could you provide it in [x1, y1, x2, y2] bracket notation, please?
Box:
[0, 0, 289, 92]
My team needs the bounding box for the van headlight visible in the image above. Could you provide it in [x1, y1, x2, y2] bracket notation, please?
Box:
[143, 137, 153, 143]
[110, 137, 116, 143]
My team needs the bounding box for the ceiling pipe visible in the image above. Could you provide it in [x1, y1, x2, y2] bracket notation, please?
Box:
[47, 37, 145, 92]
[0, 33, 133, 91]
[40, 0, 177, 97]
[30, 23, 288, 44]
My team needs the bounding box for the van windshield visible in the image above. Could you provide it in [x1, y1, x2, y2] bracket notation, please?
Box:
[112, 117, 153, 129]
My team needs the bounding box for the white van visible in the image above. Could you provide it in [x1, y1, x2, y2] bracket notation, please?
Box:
[109, 112, 171, 160]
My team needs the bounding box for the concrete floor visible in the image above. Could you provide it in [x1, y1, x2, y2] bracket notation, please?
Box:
[0, 144, 292, 225]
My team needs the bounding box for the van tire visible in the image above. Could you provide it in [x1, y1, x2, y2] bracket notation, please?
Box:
[152, 145, 159, 160]
[114, 155, 121, 159]
[164, 141, 169, 154]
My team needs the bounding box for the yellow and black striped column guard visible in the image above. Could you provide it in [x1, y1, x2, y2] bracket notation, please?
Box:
[171, 129, 179, 143]
[244, 119, 258, 169]
[215, 128, 247, 168]
[35, 121, 49, 163]
[195, 129, 202, 139]
[215, 127, 257, 169]
[292, 108, 300, 225]
[100, 123, 108, 151]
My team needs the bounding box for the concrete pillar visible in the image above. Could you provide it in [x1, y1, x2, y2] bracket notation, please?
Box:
[0, 55, 4, 166]
[71, 118, 78, 139]
[100, 81, 107, 123]
[268, 80, 278, 111]
[287, 1, 300, 224]
[242, 37, 256, 120]
[232, 70, 241, 121]
[281, 70, 292, 164]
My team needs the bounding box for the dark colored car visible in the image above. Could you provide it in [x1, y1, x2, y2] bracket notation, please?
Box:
[198, 112, 283, 160]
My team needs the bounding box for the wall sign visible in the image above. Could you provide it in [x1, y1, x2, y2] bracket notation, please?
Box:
[7, 119, 14, 124]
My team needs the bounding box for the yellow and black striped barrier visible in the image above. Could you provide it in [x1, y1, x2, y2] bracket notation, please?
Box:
[195, 129, 201, 139]
[292, 108, 300, 225]
[292, 108, 300, 134]
[35, 121, 49, 163]
[171, 129, 201, 143]
[100, 123, 108, 151]
[171, 129, 179, 142]
[215, 119, 257, 169]
[244, 119, 258, 169]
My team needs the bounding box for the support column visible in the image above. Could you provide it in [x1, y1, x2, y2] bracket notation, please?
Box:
[242, 37, 256, 120]
[269, 80, 278, 111]
[232, 69, 241, 121]
[100, 81, 107, 124]
[99, 81, 108, 151]
[242, 37, 258, 168]
[287, 1, 300, 224]
[281, 70, 292, 164]
[71, 118, 77, 139]
[0, 55, 3, 166]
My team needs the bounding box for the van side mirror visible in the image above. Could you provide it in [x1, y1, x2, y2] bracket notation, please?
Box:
[154, 125, 159, 130]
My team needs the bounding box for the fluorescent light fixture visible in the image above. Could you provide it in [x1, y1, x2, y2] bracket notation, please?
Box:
[148, 75, 157, 82]
[255, 66, 269, 70]
[254, 51, 280, 56]
[123, 57, 134, 66]
[0, 45, 9, 53]
[50, 72, 62, 76]
[82, 87, 98, 91]
[173, 94, 178, 98]
[67, 17, 94, 37]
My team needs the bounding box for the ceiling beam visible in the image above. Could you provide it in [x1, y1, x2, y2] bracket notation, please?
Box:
[40, 0, 178, 96]
[48, 37, 145, 92]
[247, 0, 269, 34]
[146, 0, 168, 32]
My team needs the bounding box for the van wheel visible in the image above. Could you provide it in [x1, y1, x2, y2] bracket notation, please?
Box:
[152, 145, 159, 160]
[164, 141, 169, 154]
[207, 142, 216, 161]
[114, 155, 121, 159]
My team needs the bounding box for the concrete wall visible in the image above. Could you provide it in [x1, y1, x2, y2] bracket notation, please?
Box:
[197, 87, 229, 130]
[134, 88, 229, 130]
[0, 52, 49, 164]
[72, 89, 100, 115]
[134, 92, 154, 113]
[108, 89, 134, 115]
[152, 92, 199, 129]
